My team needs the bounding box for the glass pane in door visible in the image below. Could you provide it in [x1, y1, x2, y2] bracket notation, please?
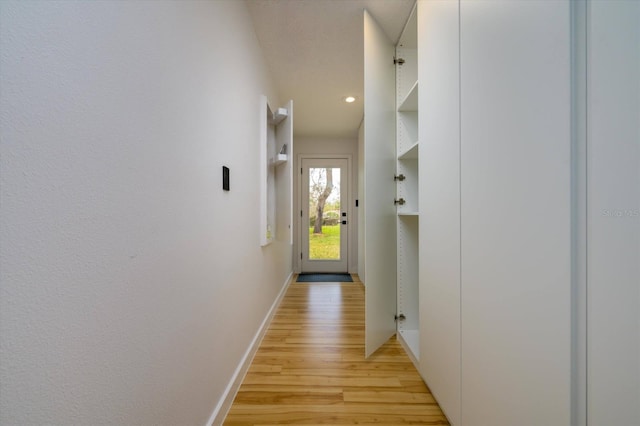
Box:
[308, 167, 341, 260]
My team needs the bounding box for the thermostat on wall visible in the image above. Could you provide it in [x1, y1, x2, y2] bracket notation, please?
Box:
[222, 166, 230, 191]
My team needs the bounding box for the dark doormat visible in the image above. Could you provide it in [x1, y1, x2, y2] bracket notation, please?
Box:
[297, 273, 353, 282]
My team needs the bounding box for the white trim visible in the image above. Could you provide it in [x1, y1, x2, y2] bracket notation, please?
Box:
[206, 272, 293, 426]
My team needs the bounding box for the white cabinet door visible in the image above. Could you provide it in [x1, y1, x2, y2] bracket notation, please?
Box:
[418, 0, 461, 424]
[363, 10, 397, 358]
[460, 1, 572, 424]
[587, 1, 640, 424]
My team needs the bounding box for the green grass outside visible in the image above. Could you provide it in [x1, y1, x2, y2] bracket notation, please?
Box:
[309, 225, 340, 259]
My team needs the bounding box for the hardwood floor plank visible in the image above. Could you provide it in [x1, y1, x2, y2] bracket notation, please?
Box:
[241, 374, 402, 388]
[232, 390, 345, 405]
[223, 281, 449, 425]
[235, 385, 344, 394]
[278, 366, 425, 379]
[247, 365, 283, 374]
[342, 390, 436, 404]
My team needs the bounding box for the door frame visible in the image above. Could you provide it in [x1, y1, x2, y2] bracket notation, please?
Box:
[296, 154, 353, 273]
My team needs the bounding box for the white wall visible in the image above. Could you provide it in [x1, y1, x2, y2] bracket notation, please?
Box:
[293, 137, 359, 273]
[0, 1, 291, 425]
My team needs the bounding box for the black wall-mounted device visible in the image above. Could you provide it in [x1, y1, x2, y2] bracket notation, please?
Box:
[222, 166, 230, 191]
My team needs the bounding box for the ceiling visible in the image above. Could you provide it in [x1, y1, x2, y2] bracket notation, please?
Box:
[247, 0, 415, 139]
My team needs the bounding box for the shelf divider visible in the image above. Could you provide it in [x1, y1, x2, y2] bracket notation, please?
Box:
[398, 141, 419, 159]
[398, 81, 418, 112]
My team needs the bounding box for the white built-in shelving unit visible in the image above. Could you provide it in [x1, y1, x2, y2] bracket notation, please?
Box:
[260, 97, 293, 246]
[364, 2, 639, 425]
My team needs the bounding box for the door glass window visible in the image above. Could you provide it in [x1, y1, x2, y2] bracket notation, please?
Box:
[308, 167, 341, 260]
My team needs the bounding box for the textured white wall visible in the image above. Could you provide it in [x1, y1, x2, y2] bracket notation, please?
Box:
[0, 1, 291, 424]
[293, 137, 359, 273]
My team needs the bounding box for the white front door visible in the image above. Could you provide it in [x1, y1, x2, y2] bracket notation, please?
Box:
[301, 158, 349, 273]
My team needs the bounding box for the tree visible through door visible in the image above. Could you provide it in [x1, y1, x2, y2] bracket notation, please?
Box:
[308, 167, 340, 260]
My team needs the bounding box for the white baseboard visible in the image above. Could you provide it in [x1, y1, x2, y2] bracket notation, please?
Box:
[206, 272, 293, 426]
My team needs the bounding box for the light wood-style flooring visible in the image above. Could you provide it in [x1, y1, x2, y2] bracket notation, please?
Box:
[223, 276, 449, 425]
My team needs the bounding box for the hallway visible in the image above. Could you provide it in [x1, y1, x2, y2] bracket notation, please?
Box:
[224, 277, 448, 424]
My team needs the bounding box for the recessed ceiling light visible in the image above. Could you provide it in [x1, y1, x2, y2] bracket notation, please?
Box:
[344, 96, 356, 103]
